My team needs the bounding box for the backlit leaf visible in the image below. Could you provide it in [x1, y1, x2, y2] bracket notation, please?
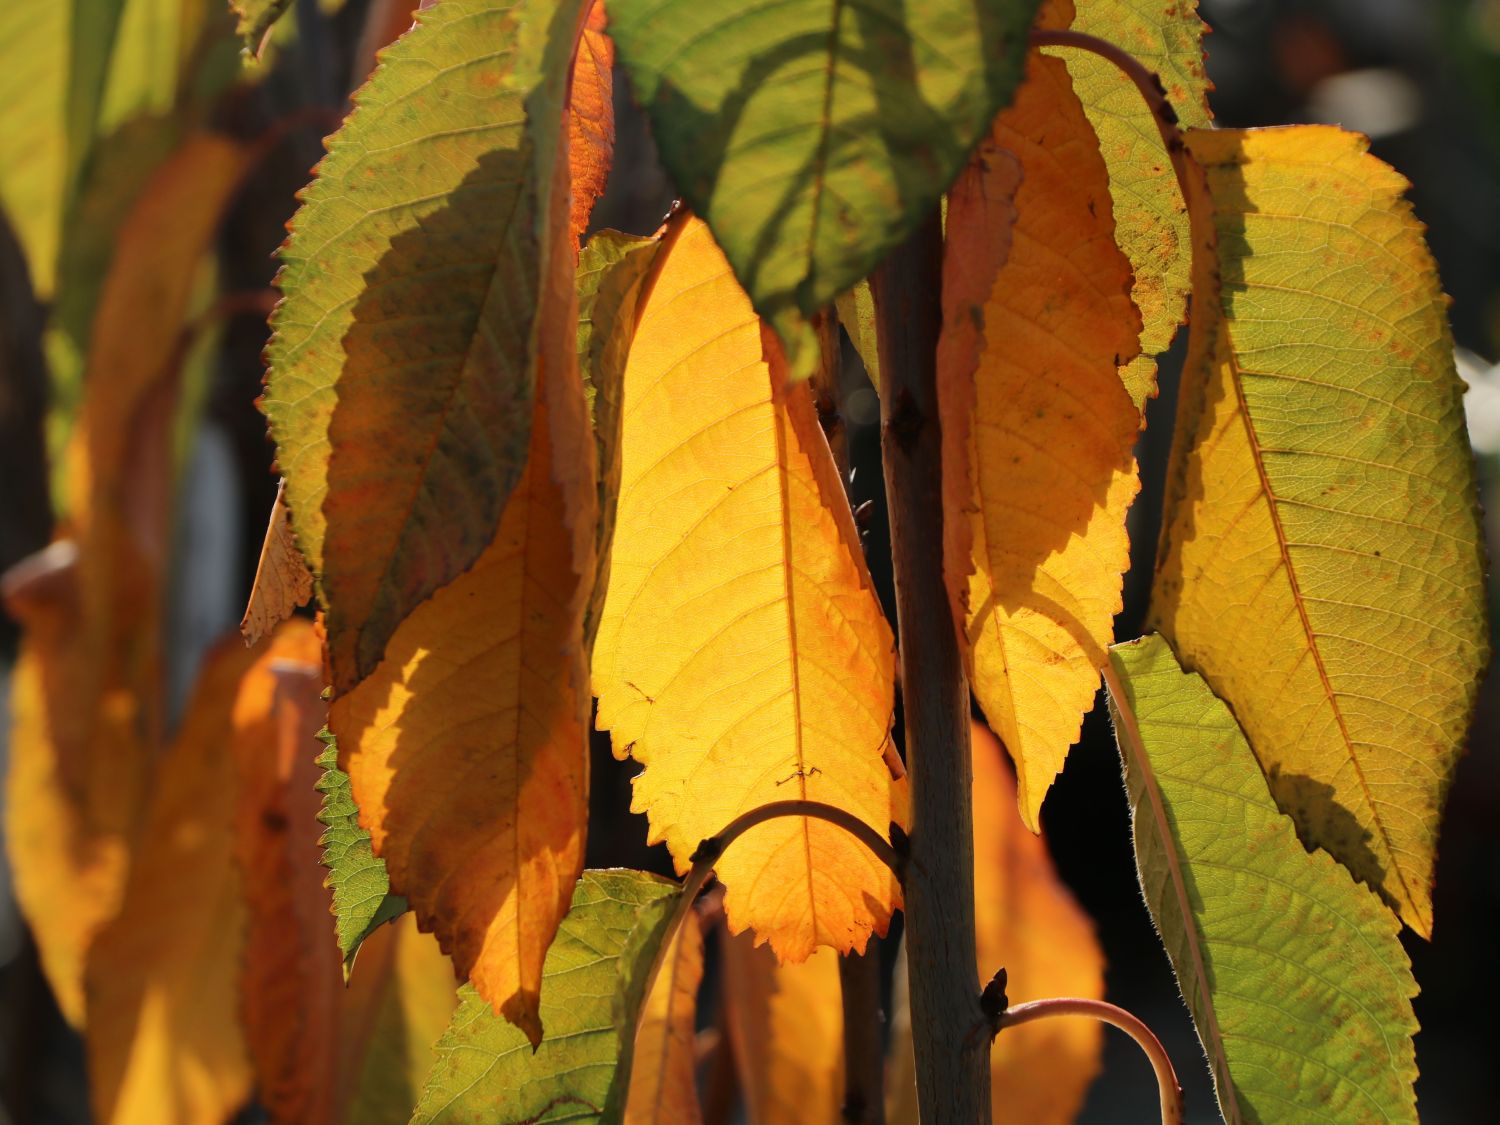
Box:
[939, 52, 1141, 829]
[834, 280, 879, 392]
[330, 352, 595, 1042]
[592, 216, 906, 962]
[240, 480, 315, 645]
[721, 932, 843, 1125]
[569, 0, 612, 243]
[265, 0, 591, 693]
[411, 870, 679, 1124]
[1152, 126, 1489, 934]
[607, 0, 1040, 378]
[1107, 634, 1418, 1124]
[623, 918, 704, 1125]
[230, 0, 294, 54]
[1045, 0, 1211, 407]
[84, 637, 256, 1125]
[0, 4, 70, 297]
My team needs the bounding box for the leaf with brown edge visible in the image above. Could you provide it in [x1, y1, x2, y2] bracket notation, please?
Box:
[592, 216, 906, 963]
[240, 480, 314, 646]
[264, 0, 595, 695]
[83, 636, 257, 1125]
[721, 930, 843, 1125]
[939, 51, 1143, 830]
[623, 917, 704, 1124]
[886, 720, 1105, 1124]
[569, 0, 613, 245]
[330, 353, 595, 1045]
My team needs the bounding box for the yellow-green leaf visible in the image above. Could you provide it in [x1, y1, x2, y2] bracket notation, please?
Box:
[939, 51, 1142, 829]
[1152, 126, 1489, 935]
[592, 216, 906, 962]
[606, 0, 1041, 378]
[230, 0, 294, 53]
[1107, 634, 1418, 1124]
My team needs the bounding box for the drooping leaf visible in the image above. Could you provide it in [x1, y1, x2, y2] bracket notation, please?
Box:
[623, 917, 704, 1125]
[592, 216, 906, 962]
[607, 0, 1041, 378]
[1045, 0, 1211, 407]
[316, 732, 407, 975]
[887, 720, 1104, 1124]
[1152, 126, 1489, 934]
[1107, 634, 1419, 1124]
[411, 870, 679, 1124]
[265, 0, 592, 694]
[230, 0, 294, 54]
[721, 932, 843, 1125]
[241, 480, 315, 645]
[330, 349, 595, 1042]
[939, 51, 1142, 829]
[83, 636, 257, 1125]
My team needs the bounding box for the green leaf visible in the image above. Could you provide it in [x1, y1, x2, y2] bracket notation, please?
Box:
[576, 228, 664, 652]
[411, 869, 679, 1124]
[229, 0, 294, 53]
[265, 0, 588, 694]
[607, 0, 1039, 378]
[315, 732, 407, 977]
[1107, 635, 1418, 1125]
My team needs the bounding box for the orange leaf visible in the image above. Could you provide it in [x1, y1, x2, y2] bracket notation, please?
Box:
[569, 0, 614, 244]
[722, 930, 844, 1125]
[330, 360, 593, 1044]
[83, 637, 259, 1125]
[240, 480, 314, 646]
[624, 919, 705, 1125]
[940, 52, 1143, 829]
[592, 216, 906, 961]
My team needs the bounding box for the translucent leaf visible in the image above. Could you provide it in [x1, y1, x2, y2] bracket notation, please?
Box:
[606, 0, 1041, 377]
[623, 919, 704, 1124]
[1152, 127, 1490, 934]
[1107, 634, 1418, 1124]
[592, 216, 906, 962]
[411, 870, 679, 1124]
[939, 51, 1141, 828]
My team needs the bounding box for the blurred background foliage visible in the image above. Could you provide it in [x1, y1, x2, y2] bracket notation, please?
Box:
[0, 0, 1496, 1120]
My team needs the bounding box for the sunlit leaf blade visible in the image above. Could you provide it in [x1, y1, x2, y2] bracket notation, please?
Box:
[1152, 126, 1489, 934]
[834, 280, 879, 392]
[607, 0, 1040, 378]
[623, 918, 704, 1124]
[1107, 634, 1419, 1124]
[592, 216, 906, 961]
[1045, 0, 1211, 407]
[84, 637, 256, 1125]
[264, 0, 589, 694]
[939, 52, 1142, 829]
[721, 932, 843, 1125]
[241, 480, 315, 645]
[887, 720, 1104, 1124]
[316, 733, 407, 975]
[230, 0, 294, 53]
[411, 870, 679, 1124]
[0, 4, 69, 296]
[569, 0, 612, 243]
[330, 355, 594, 1043]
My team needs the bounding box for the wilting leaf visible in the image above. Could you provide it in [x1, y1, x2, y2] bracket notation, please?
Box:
[331, 349, 595, 1042]
[230, 0, 294, 53]
[592, 216, 906, 961]
[84, 637, 257, 1125]
[623, 918, 704, 1125]
[607, 0, 1040, 377]
[1046, 0, 1211, 407]
[241, 480, 315, 645]
[939, 52, 1141, 829]
[265, 0, 591, 693]
[1107, 634, 1418, 1124]
[1152, 127, 1489, 934]
[411, 870, 678, 1124]
[887, 720, 1104, 1124]
[316, 733, 407, 975]
[721, 932, 843, 1125]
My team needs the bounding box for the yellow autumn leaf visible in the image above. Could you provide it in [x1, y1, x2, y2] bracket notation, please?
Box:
[592, 216, 906, 961]
[624, 918, 705, 1125]
[940, 51, 1143, 830]
[240, 480, 314, 646]
[888, 720, 1105, 1124]
[722, 930, 844, 1125]
[83, 637, 258, 1125]
[331, 361, 593, 1045]
[1152, 126, 1489, 935]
